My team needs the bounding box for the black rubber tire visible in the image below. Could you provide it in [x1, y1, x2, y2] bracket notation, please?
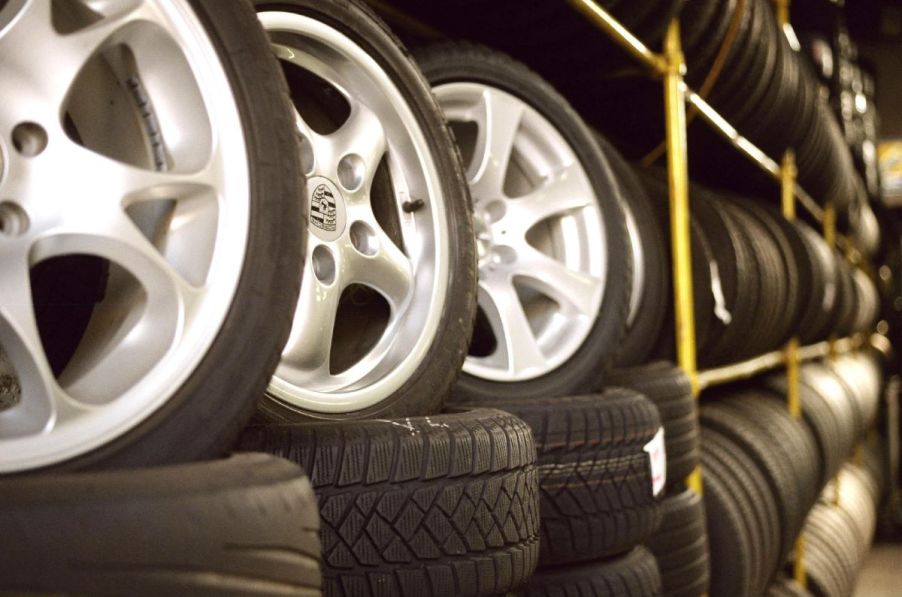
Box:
[0, 454, 320, 596]
[762, 370, 847, 487]
[730, 198, 802, 350]
[20, 0, 304, 473]
[691, 189, 763, 365]
[712, 390, 821, 520]
[646, 487, 710, 597]
[698, 434, 759, 597]
[796, 223, 839, 344]
[239, 408, 540, 597]
[800, 364, 859, 466]
[455, 389, 663, 566]
[596, 134, 669, 369]
[636, 168, 715, 356]
[607, 362, 699, 488]
[701, 427, 781, 597]
[517, 547, 662, 597]
[700, 401, 805, 562]
[254, 0, 477, 421]
[415, 42, 633, 401]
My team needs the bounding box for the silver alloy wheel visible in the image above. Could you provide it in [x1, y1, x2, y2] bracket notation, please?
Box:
[0, 0, 249, 472]
[623, 201, 644, 327]
[259, 12, 450, 414]
[434, 83, 607, 382]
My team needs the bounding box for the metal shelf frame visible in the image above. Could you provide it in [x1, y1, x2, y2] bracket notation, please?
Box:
[567, 1, 880, 589]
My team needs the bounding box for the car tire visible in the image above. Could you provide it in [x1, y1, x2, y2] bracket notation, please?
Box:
[255, 0, 477, 421]
[0, 0, 303, 473]
[517, 547, 662, 597]
[646, 487, 710, 597]
[608, 362, 700, 489]
[455, 389, 664, 566]
[239, 408, 540, 597]
[595, 134, 669, 369]
[0, 453, 320, 596]
[418, 42, 633, 401]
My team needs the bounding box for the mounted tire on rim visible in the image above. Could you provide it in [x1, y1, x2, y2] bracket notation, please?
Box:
[418, 43, 632, 401]
[255, 0, 476, 420]
[0, 0, 304, 473]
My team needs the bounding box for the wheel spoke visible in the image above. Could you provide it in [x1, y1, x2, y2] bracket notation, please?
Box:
[507, 162, 594, 227]
[0, 0, 156, 110]
[480, 278, 546, 377]
[0, 249, 61, 436]
[32, 210, 190, 402]
[280, 252, 342, 373]
[515, 246, 603, 316]
[469, 87, 523, 196]
[64, 141, 217, 211]
[331, 102, 386, 190]
[347, 229, 413, 310]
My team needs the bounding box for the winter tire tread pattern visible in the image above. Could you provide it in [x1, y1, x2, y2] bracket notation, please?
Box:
[239, 408, 540, 597]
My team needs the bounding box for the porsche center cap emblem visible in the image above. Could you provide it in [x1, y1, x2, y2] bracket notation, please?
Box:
[307, 176, 346, 242]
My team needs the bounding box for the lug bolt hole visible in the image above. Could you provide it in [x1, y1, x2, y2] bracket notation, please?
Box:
[485, 199, 506, 223]
[490, 246, 517, 265]
[0, 201, 29, 237]
[350, 221, 378, 256]
[337, 154, 365, 191]
[298, 133, 315, 176]
[312, 244, 336, 285]
[12, 122, 47, 157]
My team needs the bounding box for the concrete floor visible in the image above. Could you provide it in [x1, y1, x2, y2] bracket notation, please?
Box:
[854, 544, 902, 596]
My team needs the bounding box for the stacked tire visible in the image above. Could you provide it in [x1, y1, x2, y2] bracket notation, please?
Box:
[782, 449, 885, 597]
[699, 389, 821, 597]
[451, 391, 665, 596]
[608, 364, 709, 597]
[638, 173, 878, 366]
[698, 350, 884, 597]
[0, 455, 322, 596]
[240, 409, 541, 596]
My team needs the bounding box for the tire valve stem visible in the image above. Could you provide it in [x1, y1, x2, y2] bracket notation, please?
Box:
[402, 198, 425, 213]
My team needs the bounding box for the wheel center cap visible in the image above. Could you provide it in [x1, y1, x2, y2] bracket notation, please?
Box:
[307, 176, 347, 242]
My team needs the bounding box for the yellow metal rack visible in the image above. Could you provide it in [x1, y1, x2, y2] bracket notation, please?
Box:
[567, 0, 883, 590]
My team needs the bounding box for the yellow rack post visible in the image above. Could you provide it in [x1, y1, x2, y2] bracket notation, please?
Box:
[782, 151, 801, 420]
[781, 149, 806, 588]
[662, 20, 703, 496]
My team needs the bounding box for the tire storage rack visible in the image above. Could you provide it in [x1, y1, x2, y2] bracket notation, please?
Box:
[562, 0, 883, 593]
[0, 1, 892, 596]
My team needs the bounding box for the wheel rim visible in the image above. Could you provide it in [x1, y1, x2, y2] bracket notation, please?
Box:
[260, 12, 450, 414]
[434, 82, 607, 382]
[0, 0, 249, 472]
[623, 200, 644, 327]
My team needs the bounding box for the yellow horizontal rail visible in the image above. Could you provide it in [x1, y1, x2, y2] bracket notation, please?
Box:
[696, 334, 869, 389]
[567, 0, 668, 74]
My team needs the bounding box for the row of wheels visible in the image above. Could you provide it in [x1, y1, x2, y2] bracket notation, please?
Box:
[1, 0, 640, 474]
[2, 0, 881, 474]
[0, 2, 689, 595]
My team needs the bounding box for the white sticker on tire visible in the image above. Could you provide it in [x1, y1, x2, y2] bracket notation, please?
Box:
[644, 427, 666, 496]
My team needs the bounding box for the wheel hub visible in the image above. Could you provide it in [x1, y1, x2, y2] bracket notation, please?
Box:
[474, 199, 515, 270]
[307, 176, 347, 243]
